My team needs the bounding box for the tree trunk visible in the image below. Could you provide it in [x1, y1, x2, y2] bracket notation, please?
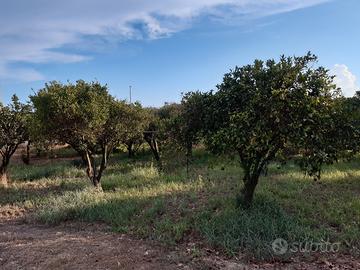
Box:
[0, 171, 7, 187]
[240, 178, 258, 208]
[95, 145, 109, 190]
[79, 152, 88, 167]
[92, 176, 102, 189]
[186, 142, 193, 159]
[237, 173, 259, 209]
[0, 162, 8, 187]
[145, 137, 162, 170]
[0, 145, 19, 187]
[186, 143, 192, 178]
[127, 143, 134, 158]
[71, 145, 87, 167]
[83, 146, 109, 190]
[85, 151, 98, 188]
[22, 141, 31, 165]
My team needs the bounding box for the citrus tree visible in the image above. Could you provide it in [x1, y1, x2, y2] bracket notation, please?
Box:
[0, 95, 31, 186]
[205, 53, 355, 207]
[121, 102, 148, 158]
[31, 80, 129, 188]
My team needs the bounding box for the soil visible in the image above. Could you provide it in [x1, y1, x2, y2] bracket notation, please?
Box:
[0, 219, 184, 270]
[0, 217, 359, 270]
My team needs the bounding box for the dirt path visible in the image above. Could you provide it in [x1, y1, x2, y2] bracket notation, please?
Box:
[0, 218, 359, 270]
[0, 219, 188, 270]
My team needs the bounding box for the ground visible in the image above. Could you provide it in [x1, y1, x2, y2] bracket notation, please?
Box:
[0, 218, 360, 270]
[0, 146, 359, 269]
[0, 219, 182, 270]
[1, 218, 359, 270]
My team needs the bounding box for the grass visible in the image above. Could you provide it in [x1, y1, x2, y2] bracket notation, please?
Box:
[1, 149, 359, 260]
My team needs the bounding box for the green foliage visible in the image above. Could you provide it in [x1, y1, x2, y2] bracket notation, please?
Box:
[0, 95, 31, 184]
[120, 102, 149, 157]
[30, 80, 133, 187]
[141, 105, 181, 169]
[340, 92, 360, 154]
[202, 53, 355, 206]
[165, 91, 208, 156]
[30, 80, 113, 149]
[2, 151, 359, 259]
[2, 52, 359, 261]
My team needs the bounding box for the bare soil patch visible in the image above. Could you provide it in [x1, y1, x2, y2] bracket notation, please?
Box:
[11, 144, 80, 166]
[0, 219, 185, 270]
[0, 218, 359, 270]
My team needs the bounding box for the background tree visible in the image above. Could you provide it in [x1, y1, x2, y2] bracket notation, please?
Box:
[31, 80, 128, 189]
[0, 95, 31, 186]
[163, 92, 208, 174]
[335, 91, 360, 157]
[121, 102, 147, 158]
[176, 91, 207, 157]
[142, 107, 163, 169]
[144, 103, 186, 170]
[204, 53, 355, 208]
[26, 112, 57, 160]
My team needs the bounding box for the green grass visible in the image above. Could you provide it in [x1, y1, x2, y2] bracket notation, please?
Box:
[1, 149, 359, 260]
[9, 160, 85, 181]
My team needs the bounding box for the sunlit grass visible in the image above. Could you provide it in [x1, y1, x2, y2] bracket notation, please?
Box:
[1, 150, 359, 259]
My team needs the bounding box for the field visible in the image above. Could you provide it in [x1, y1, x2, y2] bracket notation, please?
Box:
[1, 147, 359, 269]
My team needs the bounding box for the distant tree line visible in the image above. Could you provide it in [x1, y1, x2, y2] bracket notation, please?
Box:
[1, 53, 359, 207]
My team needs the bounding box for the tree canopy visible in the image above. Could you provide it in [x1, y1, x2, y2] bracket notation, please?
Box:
[31, 80, 130, 188]
[203, 53, 355, 207]
[19, 53, 359, 206]
[0, 95, 31, 186]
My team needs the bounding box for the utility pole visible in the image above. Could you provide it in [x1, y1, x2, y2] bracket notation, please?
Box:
[129, 85, 132, 104]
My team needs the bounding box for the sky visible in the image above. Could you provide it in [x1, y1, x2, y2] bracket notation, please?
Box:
[0, 0, 359, 106]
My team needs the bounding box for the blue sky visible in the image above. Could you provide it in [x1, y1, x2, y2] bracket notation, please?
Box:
[0, 0, 359, 106]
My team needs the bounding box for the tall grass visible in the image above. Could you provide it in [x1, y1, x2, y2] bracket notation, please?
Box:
[2, 151, 360, 259]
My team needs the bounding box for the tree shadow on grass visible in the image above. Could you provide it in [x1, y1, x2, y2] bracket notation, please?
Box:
[33, 183, 324, 260]
[0, 180, 88, 206]
[9, 161, 85, 182]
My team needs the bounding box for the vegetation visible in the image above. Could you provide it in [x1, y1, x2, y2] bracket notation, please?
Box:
[31, 80, 131, 188]
[1, 148, 359, 259]
[0, 95, 30, 186]
[203, 53, 356, 207]
[120, 102, 148, 158]
[0, 53, 359, 261]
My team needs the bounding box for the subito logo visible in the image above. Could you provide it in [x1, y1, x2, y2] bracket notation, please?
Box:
[272, 238, 288, 255]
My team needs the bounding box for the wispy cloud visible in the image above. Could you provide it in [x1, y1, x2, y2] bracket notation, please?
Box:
[0, 0, 329, 81]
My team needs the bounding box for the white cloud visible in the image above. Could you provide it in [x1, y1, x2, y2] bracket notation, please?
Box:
[331, 64, 358, 97]
[0, 64, 44, 82]
[0, 0, 329, 82]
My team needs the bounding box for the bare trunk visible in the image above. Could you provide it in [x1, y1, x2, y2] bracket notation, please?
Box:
[0, 171, 7, 187]
[186, 142, 192, 178]
[0, 144, 19, 187]
[237, 166, 261, 209]
[92, 176, 102, 189]
[85, 151, 98, 188]
[186, 142, 193, 159]
[79, 152, 87, 167]
[238, 176, 258, 208]
[95, 145, 108, 188]
[84, 146, 109, 190]
[237, 147, 278, 208]
[127, 143, 134, 158]
[22, 141, 31, 165]
[145, 137, 162, 170]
